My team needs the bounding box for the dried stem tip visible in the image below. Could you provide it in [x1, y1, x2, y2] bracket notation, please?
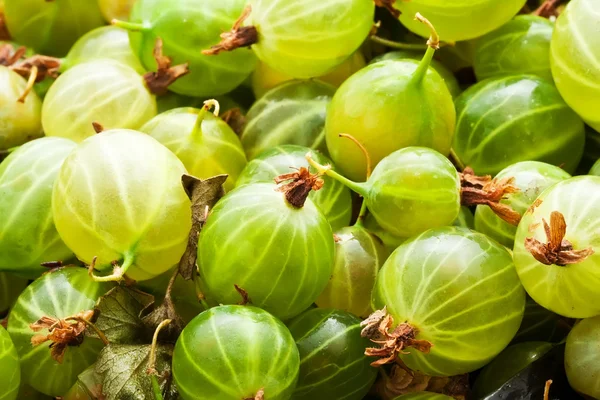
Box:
[30, 310, 95, 363]
[361, 307, 432, 367]
[275, 167, 324, 208]
[144, 38, 190, 95]
[414, 13, 440, 49]
[374, 0, 400, 19]
[0, 44, 26, 67]
[534, 0, 562, 18]
[234, 284, 251, 305]
[460, 167, 522, 226]
[525, 211, 594, 266]
[202, 6, 258, 55]
[244, 388, 265, 400]
[10, 55, 61, 82]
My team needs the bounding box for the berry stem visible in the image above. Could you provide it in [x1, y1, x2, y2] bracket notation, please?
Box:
[410, 13, 440, 86]
[147, 319, 172, 375]
[17, 65, 37, 103]
[191, 99, 220, 139]
[64, 316, 109, 346]
[88, 254, 135, 282]
[337, 133, 372, 225]
[111, 19, 149, 32]
[305, 153, 369, 198]
[151, 375, 164, 400]
[370, 35, 428, 51]
[449, 148, 466, 172]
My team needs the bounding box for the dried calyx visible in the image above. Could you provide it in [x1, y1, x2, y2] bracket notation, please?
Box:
[244, 388, 265, 400]
[533, 0, 562, 18]
[460, 167, 522, 226]
[10, 55, 61, 82]
[525, 211, 594, 266]
[144, 38, 190, 95]
[0, 44, 26, 67]
[234, 284, 251, 305]
[361, 307, 432, 367]
[30, 310, 96, 363]
[202, 6, 258, 55]
[275, 167, 324, 208]
[374, 0, 400, 18]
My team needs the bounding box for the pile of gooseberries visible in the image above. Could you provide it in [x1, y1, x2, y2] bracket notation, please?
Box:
[1, 0, 600, 399]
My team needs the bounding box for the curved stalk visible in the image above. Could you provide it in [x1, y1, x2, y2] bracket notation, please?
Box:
[305, 152, 369, 197]
[410, 13, 441, 86]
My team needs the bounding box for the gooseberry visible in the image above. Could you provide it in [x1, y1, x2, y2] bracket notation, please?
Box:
[565, 316, 600, 399]
[198, 181, 334, 320]
[0, 324, 19, 400]
[42, 60, 157, 142]
[172, 305, 299, 400]
[370, 227, 526, 376]
[591, 159, 600, 176]
[120, 0, 257, 97]
[235, 144, 352, 230]
[204, 0, 374, 79]
[240, 80, 335, 159]
[287, 308, 377, 400]
[452, 75, 585, 175]
[0, 137, 76, 277]
[513, 297, 572, 344]
[7, 267, 111, 396]
[474, 15, 554, 82]
[513, 176, 600, 318]
[139, 101, 247, 192]
[98, 0, 135, 22]
[453, 206, 474, 229]
[52, 129, 192, 282]
[550, 0, 600, 132]
[474, 161, 571, 248]
[4, 0, 104, 57]
[325, 16, 455, 181]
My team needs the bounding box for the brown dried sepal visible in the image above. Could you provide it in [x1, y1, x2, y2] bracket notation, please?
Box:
[374, 0, 400, 18]
[525, 211, 594, 266]
[30, 310, 95, 363]
[361, 308, 432, 367]
[221, 108, 246, 136]
[0, 44, 26, 67]
[534, 0, 562, 18]
[244, 388, 264, 400]
[92, 122, 104, 133]
[234, 284, 251, 305]
[144, 38, 190, 96]
[275, 167, 324, 208]
[202, 6, 258, 55]
[460, 167, 522, 226]
[10, 55, 61, 82]
[0, 12, 11, 41]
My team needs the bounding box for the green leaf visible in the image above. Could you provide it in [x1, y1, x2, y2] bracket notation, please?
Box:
[95, 344, 176, 400]
[93, 286, 155, 344]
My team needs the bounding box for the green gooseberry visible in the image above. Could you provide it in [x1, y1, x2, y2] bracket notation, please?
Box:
[0, 65, 43, 150]
[316, 225, 388, 317]
[474, 161, 571, 248]
[7, 267, 111, 396]
[325, 19, 455, 181]
[393, 0, 526, 42]
[0, 137, 76, 278]
[308, 147, 461, 238]
[98, 0, 135, 22]
[198, 182, 334, 320]
[393, 393, 454, 400]
[15, 385, 53, 400]
[173, 305, 299, 400]
[435, 40, 476, 73]
[363, 214, 407, 254]
[512, 297, 572, 344]
[0, 272, 28, 312]
[156, 92, 242, 114]
[565, 316, 600, 399]
[372, 50, 461, 98]
[205, 0, 374, 79]
[236, 144, 352, 230]
[591, 159, 600, 176]
[580, 125, 600, 174]
[42, 60, 157, 143]
[0, 325, 20, 400]
[452, 75, 585, 175]
[118, 0, 257, 97]
[471, 341, 554, 398]
[4, 0, 105, 57]
[372, 227, 526, 376]
[474, 16, 554, 82]
[139, 102, 247, 192]
[453, 206, 474, 229]
[287, 308, 377, 400]
[52, 129, 192, 282]
[240, 80, 335, 159]
[551, 0, 600, 132]
[513, 176, 600, 318]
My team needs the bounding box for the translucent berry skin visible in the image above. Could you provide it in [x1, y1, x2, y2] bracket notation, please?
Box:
[128, 0, 257, 97]
[0, 66, 43, 151]
[0, 137, 76, 278]
[373, 227, 526, 376]
[236, 145, 352, 231]
[453, 206, 474, 230]
[565, 316, 600, 399]
[551, 0, 600, 132]
[325, 60, 455, 181]
[0, 325, 20, 400]
[287, 308, 377, 400]
[98, 0, 135, 22]
[474, 161, 571, 248]
[7, 267, 111, 397]
[245, 0, 374, 78]
[52, 129, 191, 281]
[241, 80, 335, 160]
[198, 183, 334, 321]
[474, 16, 554, 82]
[513, 176, 600, 318]
[394, 0, 526, 42]
[316, 225, 388, 317]
[173, 305, 299, 400]
[140, 107, 247, 192]
[452, 75, 585, 175]
[42, 60, 156, 143]
[4, 0, 105, 57]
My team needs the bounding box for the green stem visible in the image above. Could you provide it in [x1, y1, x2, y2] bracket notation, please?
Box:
[449, 148, 466, 172]
[191, 100, 220, 140]
[354, 199, 369, 227]
[409, 13, 441, 86]
[305, 153, 369, 197]
[151, 375, 164, 400]
[111, 20, 149, 32]
[370, 35, 428, 50]
[89, 254, 135, 282]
